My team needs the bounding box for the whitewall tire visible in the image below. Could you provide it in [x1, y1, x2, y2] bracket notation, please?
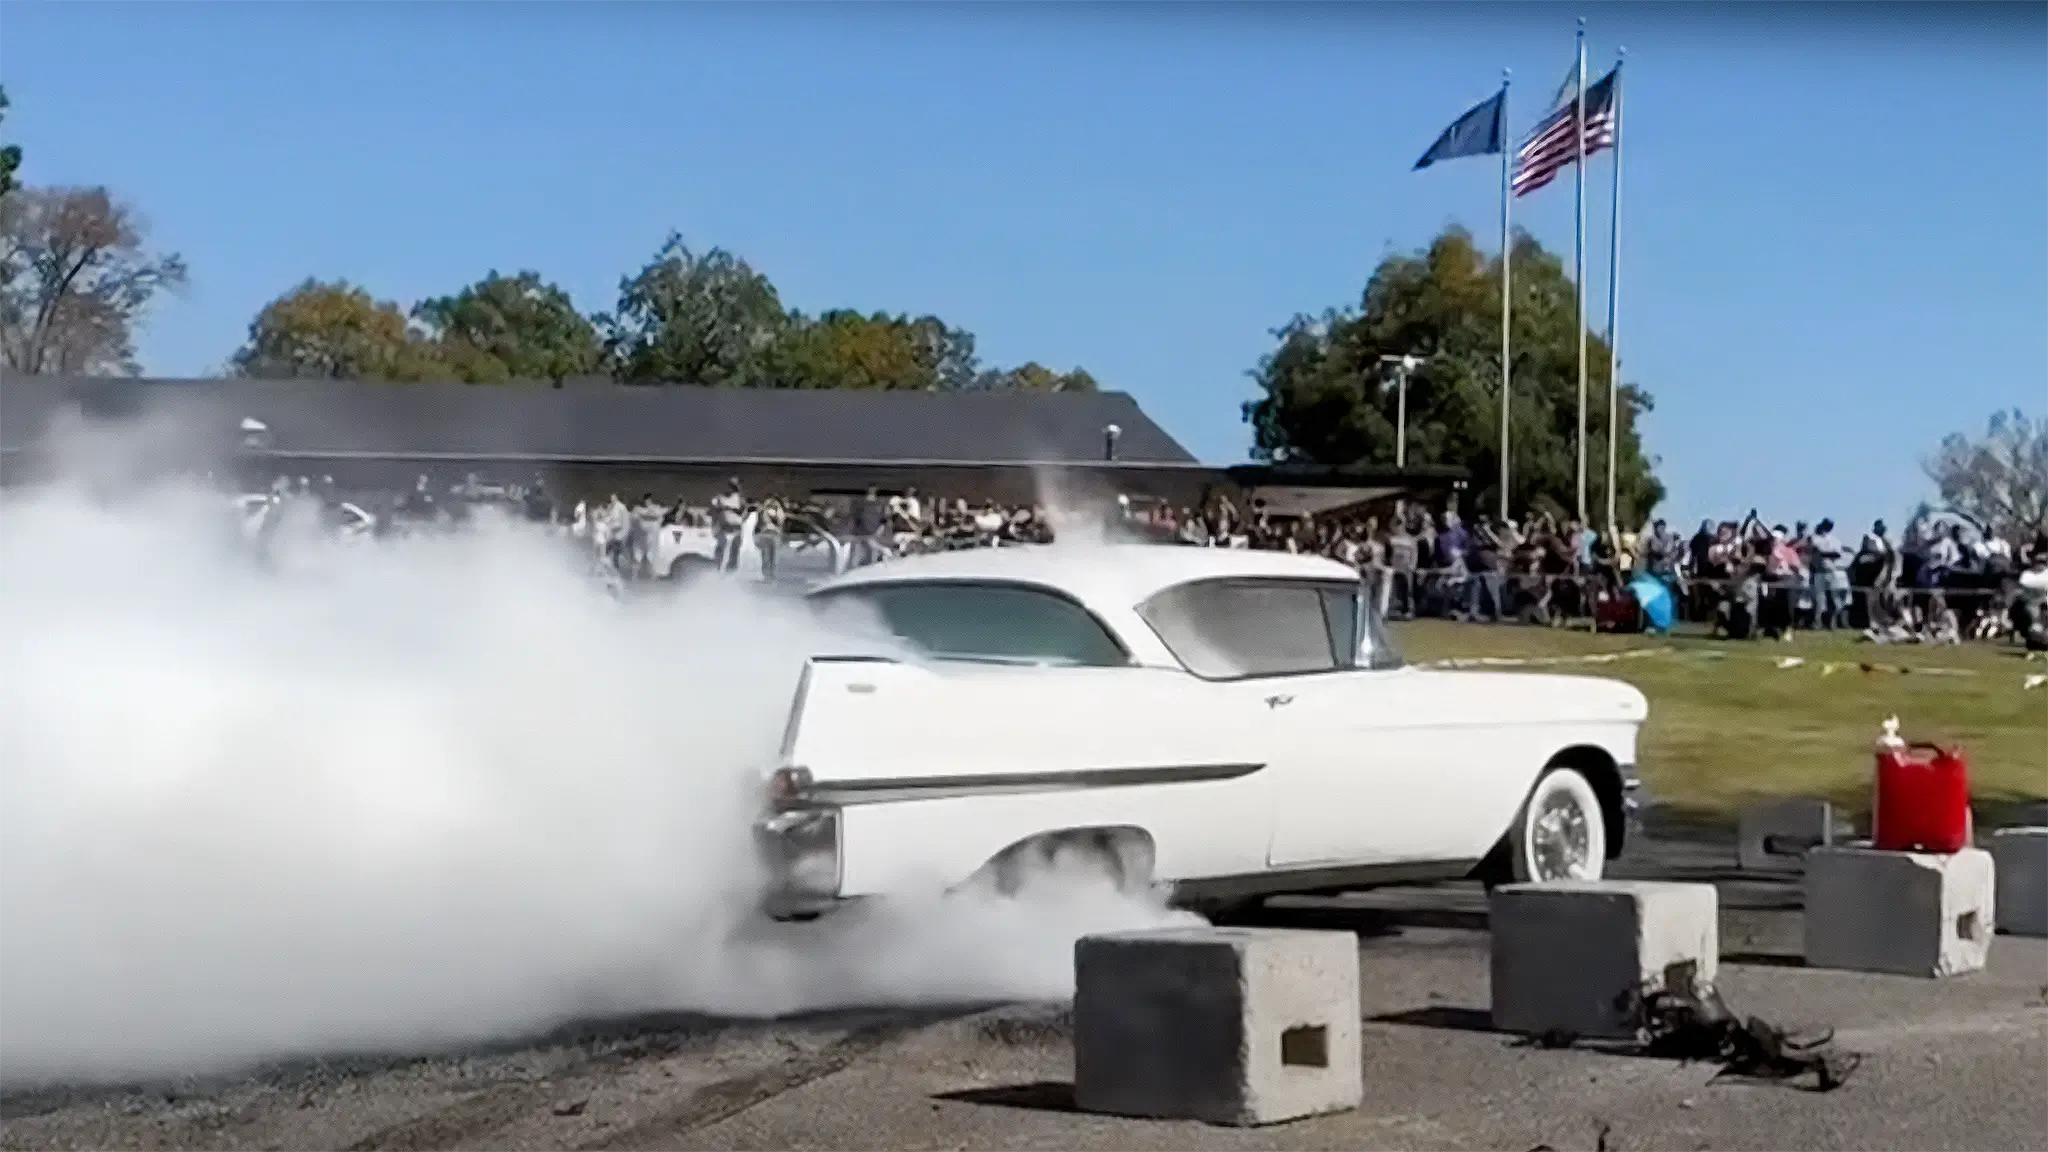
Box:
[1508, 766, 1608, 883]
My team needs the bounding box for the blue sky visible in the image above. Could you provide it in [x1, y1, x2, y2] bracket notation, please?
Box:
[3, 1, 2042, 528]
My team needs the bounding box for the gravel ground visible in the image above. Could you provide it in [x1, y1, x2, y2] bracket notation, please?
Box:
[5, 837, 2044, 1152]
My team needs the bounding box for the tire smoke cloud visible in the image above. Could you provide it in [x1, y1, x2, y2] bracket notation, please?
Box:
[0, 452, 1191, 1087]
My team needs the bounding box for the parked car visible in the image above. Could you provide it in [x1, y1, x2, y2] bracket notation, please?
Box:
[758, 545, 1648, 919]
[650, 510, 850, 586]
[234, 493, 377, 545]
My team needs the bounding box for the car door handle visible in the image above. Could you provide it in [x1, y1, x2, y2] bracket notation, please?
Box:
[1264, 694, 1294, 709]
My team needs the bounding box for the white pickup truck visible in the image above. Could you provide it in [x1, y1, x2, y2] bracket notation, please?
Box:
[758, 544, 1649, 919]
[648, 511, 851, 585]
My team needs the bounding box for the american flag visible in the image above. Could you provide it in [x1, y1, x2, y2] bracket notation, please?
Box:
[1512, 66, 1618, 198]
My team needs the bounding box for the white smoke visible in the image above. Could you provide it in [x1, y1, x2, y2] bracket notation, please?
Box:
[0, 461, 1193, 1087]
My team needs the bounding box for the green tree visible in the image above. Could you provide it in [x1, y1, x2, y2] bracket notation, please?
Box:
[601, 234, 787, 385]
[0, 86, 21, 200]
[1243, 226, 1662, 524]
[969, 362, 1099, 392]
[412, 270, 602, 383]
[766, 309, 982, 391]
[231, 279, 448, 381]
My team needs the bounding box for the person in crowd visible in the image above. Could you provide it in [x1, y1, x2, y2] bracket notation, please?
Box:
[630, 492, 665, 578]
[398, 474, 436, 523]
[522, 475, 554, 524]
[1924, 591, 1961, 644]
[754, 493, 786, 583]
[1850, 518, 1895, 627]
[1758, 524, 1805, 639]
[1640, 518, 1682, 598]
[1435, 512, 1470, 620]
[1716, 553, 1763, 641]
[1385, 515, 1419, 620]
[974, 500, 1007, 542]
[709, 477, 746, 573]
[1805, 518, 1850, 630]
[601, 493, 630, 576]
[851, 486, 889, 567]
[1464, 514, 1505, 623]
[1354, 517, 1387, 617]
[1917, 521, 1962, 589]
[889, 486, 924, 534]
[2012, 539, 2048, 651]
[1687, 518, 1716, 575]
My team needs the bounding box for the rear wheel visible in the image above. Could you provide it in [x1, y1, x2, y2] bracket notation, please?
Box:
[977, 830, 1153, 899]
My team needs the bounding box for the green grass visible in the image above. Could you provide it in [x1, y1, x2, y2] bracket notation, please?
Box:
[1391, 621, 2048, 824]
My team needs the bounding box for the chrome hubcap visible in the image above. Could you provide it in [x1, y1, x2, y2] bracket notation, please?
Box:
[1531, 792, 1593, 880]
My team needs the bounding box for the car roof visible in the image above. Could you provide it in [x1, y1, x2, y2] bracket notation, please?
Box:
[810, 543, 1361, 611]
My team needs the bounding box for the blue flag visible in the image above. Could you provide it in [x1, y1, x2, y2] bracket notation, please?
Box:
[1413, 89, 1506, 170]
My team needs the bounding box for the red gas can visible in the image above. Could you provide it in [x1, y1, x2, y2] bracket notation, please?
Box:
[1871, 720, 1972, 854]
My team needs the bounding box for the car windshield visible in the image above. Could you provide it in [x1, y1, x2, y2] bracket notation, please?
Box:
[809, 581, 1129, 668]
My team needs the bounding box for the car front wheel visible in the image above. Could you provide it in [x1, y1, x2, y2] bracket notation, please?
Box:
[1507, 765, 1608, 884]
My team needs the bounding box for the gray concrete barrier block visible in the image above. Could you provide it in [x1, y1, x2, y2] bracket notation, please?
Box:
[1073, 926, 1361, 1126]
[1989, 828, 2047, 937]
[1737, 798, 1845, 874]
[1803, 846, 1994, 976]
[1488, 880, 1718, 1042]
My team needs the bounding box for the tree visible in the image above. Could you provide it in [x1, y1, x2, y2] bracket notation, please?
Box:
[412, 270, 602, 383]
[601, 234, 787, 385]
[1242, 226, 1662, 524]
[765, 309, 982, 391]
[231, 279, 448, 381]
[0, 86, 21, 200]
[1924, 409, 2048, 543]
[968, 361, 1099, 392]
[0, 186, 188, 375]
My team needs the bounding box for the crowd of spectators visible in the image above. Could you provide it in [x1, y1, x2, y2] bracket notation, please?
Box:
[242, 472, 2048, 650]
[1120, 497, 2048, 649]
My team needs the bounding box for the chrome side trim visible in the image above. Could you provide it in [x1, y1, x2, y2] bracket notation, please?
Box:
[796, 761, 1264, 807]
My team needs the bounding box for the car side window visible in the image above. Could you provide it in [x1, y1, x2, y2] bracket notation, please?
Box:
[812, 582, 1129, 667]
[1138, 580, 1341, 679]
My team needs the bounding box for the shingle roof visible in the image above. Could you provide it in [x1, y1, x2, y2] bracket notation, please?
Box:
[0, 375, 1199, 466]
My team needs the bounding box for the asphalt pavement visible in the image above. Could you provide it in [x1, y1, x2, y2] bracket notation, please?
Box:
[5, 835, 2044, 1152]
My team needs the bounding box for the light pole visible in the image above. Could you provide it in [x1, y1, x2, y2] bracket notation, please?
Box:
[1378, 354, 1423, 470]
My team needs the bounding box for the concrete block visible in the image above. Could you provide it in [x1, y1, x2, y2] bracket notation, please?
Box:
[1738, 798, 1846, 874]
[1488, 881, 1718, 1042]
[1803, 845, 1995, 976]
[1989, 828, 2047, 937]
[1073, 926, 1361, 1126]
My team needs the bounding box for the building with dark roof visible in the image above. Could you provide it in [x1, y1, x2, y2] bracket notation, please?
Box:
[0, 373, 1462, 512]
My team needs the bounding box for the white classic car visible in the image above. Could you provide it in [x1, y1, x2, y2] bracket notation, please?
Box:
[758, 545, 1649, 919]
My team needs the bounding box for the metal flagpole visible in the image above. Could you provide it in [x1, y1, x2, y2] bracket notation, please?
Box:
[1573, 18, 1588, 526]
[1605, 49, 1626, 535]
[1499, 68, 1513, 524]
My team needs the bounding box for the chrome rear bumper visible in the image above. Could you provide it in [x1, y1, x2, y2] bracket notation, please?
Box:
[755, 807, 846, 920]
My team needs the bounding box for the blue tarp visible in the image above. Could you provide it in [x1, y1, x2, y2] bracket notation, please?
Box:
[1629, 573, 1676, 633]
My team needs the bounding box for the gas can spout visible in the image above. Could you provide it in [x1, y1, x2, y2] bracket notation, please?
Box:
[1878, 715, 1904, 749]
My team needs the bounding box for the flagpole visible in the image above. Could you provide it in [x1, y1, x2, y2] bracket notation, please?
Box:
[1604, 48, 1625, 536]
[1498, 68, 1512, 524]
[1574, 18, 1588, 526]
